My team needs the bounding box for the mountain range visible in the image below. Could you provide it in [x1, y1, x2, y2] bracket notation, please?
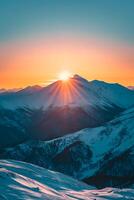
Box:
[0, 75, 134, 109]
[0, 75, 134, 199]
[0, 75, 134, 146]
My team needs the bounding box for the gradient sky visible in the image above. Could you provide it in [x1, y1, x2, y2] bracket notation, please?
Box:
[0, 0, 134, 88]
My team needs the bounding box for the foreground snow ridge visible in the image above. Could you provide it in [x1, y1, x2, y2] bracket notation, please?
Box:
[0, 160, 134, 200]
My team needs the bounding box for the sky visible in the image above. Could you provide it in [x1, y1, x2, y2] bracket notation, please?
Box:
[0, 0, 134, 88]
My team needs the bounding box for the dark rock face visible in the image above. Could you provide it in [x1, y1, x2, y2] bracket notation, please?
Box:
[52, 141, 93, 176]
[0, 107, 32, 148]
[85, 148, 134, 188]
[83, 175, 134, 188]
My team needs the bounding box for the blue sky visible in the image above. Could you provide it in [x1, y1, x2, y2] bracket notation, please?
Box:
[0, 0, 134, 44]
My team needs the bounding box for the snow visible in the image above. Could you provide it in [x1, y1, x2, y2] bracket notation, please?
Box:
[0, 75, 133, 109]
[89, 80, 134, 108]
[0, 159, 134, 200]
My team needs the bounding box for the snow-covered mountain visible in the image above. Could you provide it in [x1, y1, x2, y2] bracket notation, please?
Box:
[2, 106, 134, 188]
[0, 75, 134, 145]
[0, 159, 134, 200]
[88, 79, 134, 108]
[0, 75, 134, 110]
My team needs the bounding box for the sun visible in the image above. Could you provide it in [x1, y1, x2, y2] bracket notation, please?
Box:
[59, 71, 71, 81]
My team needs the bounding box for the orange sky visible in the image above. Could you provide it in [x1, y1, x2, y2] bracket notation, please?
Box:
[0, 36, 134, 89]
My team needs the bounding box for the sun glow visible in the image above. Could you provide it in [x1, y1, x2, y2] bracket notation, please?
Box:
[59, 71, 71, 81]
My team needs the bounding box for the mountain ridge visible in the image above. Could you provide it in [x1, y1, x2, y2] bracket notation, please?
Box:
[0, 75, 134, 110]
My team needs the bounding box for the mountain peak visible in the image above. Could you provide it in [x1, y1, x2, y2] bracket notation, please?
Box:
[73, 74, 85, 79]
[72, 74, 89, 84]
[17, 85, 42, 94]
[73, 74, 81, 78]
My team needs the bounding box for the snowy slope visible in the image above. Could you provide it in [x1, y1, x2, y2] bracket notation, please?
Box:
[0, 159, 134, 200]
[0, 75, 133, 110]
[89, 80, 134, 108]
[2, 107, 134, 187]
